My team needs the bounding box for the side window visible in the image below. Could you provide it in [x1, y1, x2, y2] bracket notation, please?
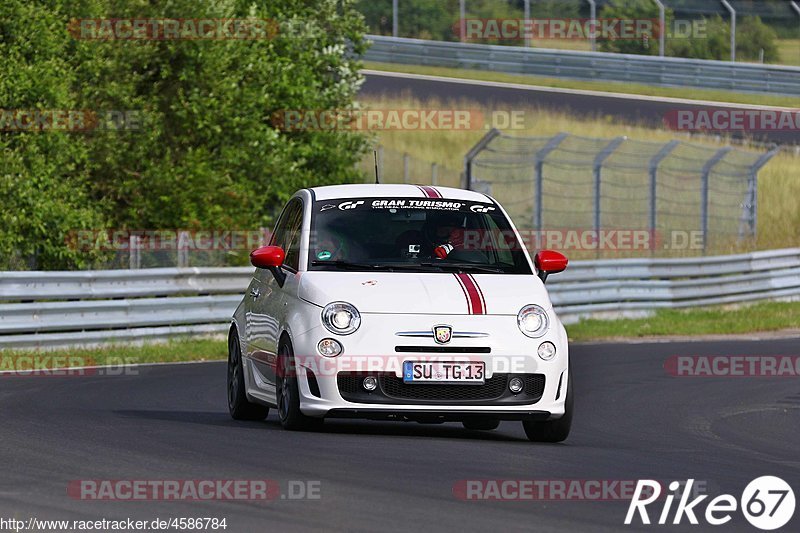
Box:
[284, 200, 303, 271]
[276, 199, 304, 271]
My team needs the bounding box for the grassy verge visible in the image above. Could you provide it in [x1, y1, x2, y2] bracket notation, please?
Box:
[777, 39, 800, 67]
[0, 338, 226, 368]
[566, 301, 800, 342]
[363, 61, 800, 108]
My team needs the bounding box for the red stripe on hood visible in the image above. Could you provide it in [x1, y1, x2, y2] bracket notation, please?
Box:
[455, 273, 485, 315]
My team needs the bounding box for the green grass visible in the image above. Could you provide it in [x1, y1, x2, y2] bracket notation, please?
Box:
[0, 338, 226, 368]
[363, 61, 800, 108]
[777, 38, 800, 67]
[566, 301, 800, 342]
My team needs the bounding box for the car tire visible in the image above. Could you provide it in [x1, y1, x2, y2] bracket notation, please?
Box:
[276, 340, 324, 431]
[228, 329, 269, 421]
[522, 372, 573, 443]
[462, 419, 500, 431]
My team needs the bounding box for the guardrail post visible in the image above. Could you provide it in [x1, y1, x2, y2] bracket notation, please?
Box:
[587, 0, 597, 52]
[739, 146, 779, 240]
[431, 163, 438, 185]
[463, 128, 501, 190]
[403, 153, 410, 183]
[534, 133, 570, 231]
[648, 140, 679, 252]
[593, 137, 626, 250]
[701, 147, 732, 252]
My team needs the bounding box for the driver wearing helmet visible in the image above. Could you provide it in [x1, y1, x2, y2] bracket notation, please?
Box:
[423, 210, 466, 259]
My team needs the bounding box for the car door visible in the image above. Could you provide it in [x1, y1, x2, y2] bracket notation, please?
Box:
[248, 197, 304, 399]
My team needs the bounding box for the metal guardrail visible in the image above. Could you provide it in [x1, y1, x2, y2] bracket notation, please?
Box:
[364, 35, 800, 97]
[2, 248, 800, 349]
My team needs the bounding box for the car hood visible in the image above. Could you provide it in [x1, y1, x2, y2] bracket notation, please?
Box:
[298, 271, 551, 315]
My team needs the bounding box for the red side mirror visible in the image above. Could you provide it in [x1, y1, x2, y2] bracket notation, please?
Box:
[250, 246, 285, 269]
[535, 250, 568, 282]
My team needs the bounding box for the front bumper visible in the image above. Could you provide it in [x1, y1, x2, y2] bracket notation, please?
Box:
[288, 312, 569, 421]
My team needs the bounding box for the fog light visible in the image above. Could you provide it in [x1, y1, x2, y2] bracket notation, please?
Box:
[538, 341, 556, 361]
[363, 376, 378, 391]
[317, 338, 342, 357]
[508, 377, 524, 394]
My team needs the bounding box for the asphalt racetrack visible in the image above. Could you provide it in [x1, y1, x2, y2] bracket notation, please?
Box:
[2, 338, 799, 532]
[361, 70, 800, 147]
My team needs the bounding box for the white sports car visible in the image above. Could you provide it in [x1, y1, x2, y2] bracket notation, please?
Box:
[228, 184, 572, 442]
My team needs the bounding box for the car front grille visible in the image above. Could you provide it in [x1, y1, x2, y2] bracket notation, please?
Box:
[336, 372, 545, 405]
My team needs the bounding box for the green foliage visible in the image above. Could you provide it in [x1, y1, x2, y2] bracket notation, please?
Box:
[598, 0, 780, 62]
[597, 0, 670, 56]
[738, 16, 780, 63]
[0, 0, 369, 269]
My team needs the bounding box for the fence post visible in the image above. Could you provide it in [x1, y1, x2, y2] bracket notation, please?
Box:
[740, 146, 779, 240]
[593, 137, 626, 246]
[459, 0, 466, 43]
[431, 163, 438, 185]
[377, 145, 384, 183]
[700, 147, 732, 252]
[403, 153, 410, 183]
[653, 0, 665, 57]
[523, 0, 531, 48]
[129, 235, 140, 269]
[534, 133, 570, 231]
[392, 0, 398, 38]
[721, 0, 736, 62]
[178, 230, 189, 268]
[463, 128, 501, 190]
[648, 140, 679, 251]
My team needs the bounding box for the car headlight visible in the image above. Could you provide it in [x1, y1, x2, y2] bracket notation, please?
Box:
[321, 302, 361, 335]
[517, 304, 549, 338]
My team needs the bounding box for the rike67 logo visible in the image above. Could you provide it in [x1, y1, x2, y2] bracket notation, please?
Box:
[626, 477, 795, 530]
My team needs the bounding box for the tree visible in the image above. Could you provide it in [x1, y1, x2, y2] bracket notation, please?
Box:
[0, 0, 369, 269]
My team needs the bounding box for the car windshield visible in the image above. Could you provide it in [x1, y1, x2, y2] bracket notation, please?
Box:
[309, 197, 532, 274]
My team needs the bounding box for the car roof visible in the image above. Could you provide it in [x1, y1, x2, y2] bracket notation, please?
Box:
[308, 184, 492, 203]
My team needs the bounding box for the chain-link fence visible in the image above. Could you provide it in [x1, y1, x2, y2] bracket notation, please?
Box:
[465, 129, 777, 258]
